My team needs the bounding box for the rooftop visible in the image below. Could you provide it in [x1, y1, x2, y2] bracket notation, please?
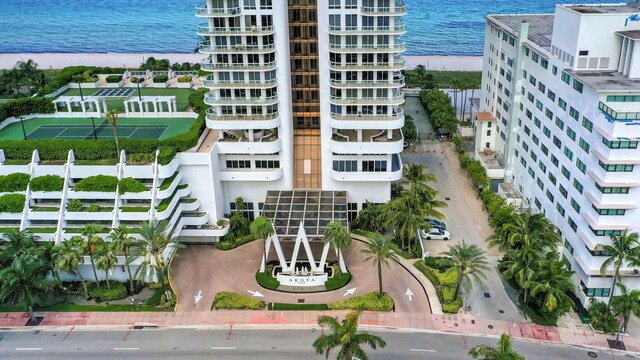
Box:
[563, 3, 640, 14]
[487, 14, 555, 50]
[476, 112, 497, 122]
[566, 70, 640, 92]
[616, 29, 640, 40]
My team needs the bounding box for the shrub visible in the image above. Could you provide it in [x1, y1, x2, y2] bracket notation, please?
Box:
[0, 193, 25, 212]
[402, 114, 418, 140]
[0, 173, 30, 192]
[66, 199, 82, 212]
[423, 256, 455, 271]
[213, 291, 265, 310]
[177, 76, 192, 83]
[129, 77, 144, 83]
[443, 298, 463, 313]
[89, 281, 128, 302]
[153, 75, 169, 83]
[105, 75, 122, 83]
[328, 292, 394, 311]
[74, 175, 119, 192]
[30, 175, 65, 192]
[118, 177, 147, 194]
[0, 97, 55, 124]
[588, 299, 617, 333]
[87, 204, 100, 212]
[127, 153, 155, 165]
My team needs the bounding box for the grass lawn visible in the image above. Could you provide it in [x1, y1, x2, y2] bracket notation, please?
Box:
[404, 69, 482, 89]
[60, 88, 195, 112]
[0, 117, 195, 141]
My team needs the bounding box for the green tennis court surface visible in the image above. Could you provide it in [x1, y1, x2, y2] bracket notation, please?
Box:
[0, 117, 196, 141]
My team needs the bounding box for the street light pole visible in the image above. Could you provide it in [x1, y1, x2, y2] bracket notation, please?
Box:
[91, 116, 97, 140]
[19, 116, 27, 140]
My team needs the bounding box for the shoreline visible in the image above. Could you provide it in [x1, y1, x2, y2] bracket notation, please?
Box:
[0, 53, 483, 72]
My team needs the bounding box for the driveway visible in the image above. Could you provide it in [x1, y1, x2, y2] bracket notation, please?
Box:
[170, 240, 432, 315]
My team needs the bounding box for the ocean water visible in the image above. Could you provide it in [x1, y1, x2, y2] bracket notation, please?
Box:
[0, 0, 620, 55]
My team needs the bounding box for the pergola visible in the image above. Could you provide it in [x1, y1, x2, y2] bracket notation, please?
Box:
[124, 96, 177, 118]
[261, 190, 349, 283]
[53, 96, 104, 116]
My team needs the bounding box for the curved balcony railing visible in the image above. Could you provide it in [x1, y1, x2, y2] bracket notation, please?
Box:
[204, 93, 279, 106]
[198, 42, 276, 54]
[329, 76, 405, 88]
[203, 77, 278, 88]
[329, 42, 405, 53]
[197, 24, 275, 36]
[328, 23, 406, 35]
[330, 130, 404, 154]
[328, 59, 405, 71]
[206, 109, 281, 130]
[330, 108, 404, 122]
[360, 1, 407, 15]
[195, 4, 242, 17]
[329, 94, 404, 106]
[200, 58, 277, 71]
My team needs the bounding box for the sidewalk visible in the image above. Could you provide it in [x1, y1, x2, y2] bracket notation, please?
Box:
[1, 310, 636, 354]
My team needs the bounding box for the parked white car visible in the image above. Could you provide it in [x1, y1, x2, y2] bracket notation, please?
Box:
[420, 227, 451, 240]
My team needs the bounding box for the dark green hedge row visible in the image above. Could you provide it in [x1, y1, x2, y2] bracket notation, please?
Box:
[0, 193, 26, 212]
[30, 175, 65, 192]
[0, 173, 30, 192]
[118, 177, 147, 194]
[0, 97, 55, 124]
[153, 75, 169, 83]
[74, 175, 118, 192]
[105, 75, 123, 83]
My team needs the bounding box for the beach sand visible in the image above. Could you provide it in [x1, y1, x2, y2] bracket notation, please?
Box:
[0, 53, 483, 72]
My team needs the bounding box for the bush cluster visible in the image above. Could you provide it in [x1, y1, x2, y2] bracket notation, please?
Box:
[52, 66, 126, 89]
[118, 177, 147, 194]
[423, 256, 455, 272]
[74, 175, 118, 192]
[402, 114, 418, 141]
[89, 281, 128, 302]
[177, 76, 192, 83]
[66, 199, 82, 212]
[0, 173, 30, 192]
[30, 174, 65, 192]
[0, 193, 25, 212]
[0, 97, 55, 124]
[419, 89, 458, 135]
[153, 75, 169, 83]
[213, 291, 265, 310]
[414, 260, 461, 314]
[105, 75, 122, 83]
[452, 136, 491, 192]
[328, 292, 394, 311]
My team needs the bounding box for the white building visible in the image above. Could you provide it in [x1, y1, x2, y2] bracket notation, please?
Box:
[474, 3, 640, 304]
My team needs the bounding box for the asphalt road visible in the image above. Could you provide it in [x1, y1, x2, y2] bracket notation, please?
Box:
[0, 328, 632, 360]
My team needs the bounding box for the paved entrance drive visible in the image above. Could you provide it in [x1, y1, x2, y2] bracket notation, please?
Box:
[170, 240, 431, 315]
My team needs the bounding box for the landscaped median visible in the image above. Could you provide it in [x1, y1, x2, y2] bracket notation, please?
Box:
[414, 257, 462, 313]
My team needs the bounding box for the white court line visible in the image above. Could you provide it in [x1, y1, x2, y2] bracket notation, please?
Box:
[16, 348, 42, 351]
[114, 347, 140, 351]
[410, 348, 437, 352]
[211, 347, 237, 350]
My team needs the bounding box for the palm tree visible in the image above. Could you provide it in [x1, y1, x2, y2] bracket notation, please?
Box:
[312, 311, 386, 360]
[0, 229, 38, 265]
[36, 242, 61, 286]
[81, 224, 104, 284]
[504, 211, 560, 251]
[401, 163, 437, 192]
[361, 234, 400, 297]
[610, 283, 640, 334]
[468, 334, 524, 360]
[250, 216, 275, 272]
[501, 244, 543, 303]
[352, 201, 385, 233]
[443, 240, 489, 301]
[1, 69, 25, 97]
[486, 205, 519, 252]
[0, 256, 51, 323]
[55, 238, 89, 299]
[323, 220, 351, 273]
[109, 225, 135, 293]
[528, 257, 574, 313]
[134, 220, 171, 284]
[106, 109, 120, 154]
[385, 193, 427, 251]
[598, 230, 640, 300]
[95, 241, 117, 290]
[32, 72, 48, 96]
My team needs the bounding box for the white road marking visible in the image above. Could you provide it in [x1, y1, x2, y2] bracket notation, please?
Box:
[16, 348, 42, 351]
[211, 347, 237, 350]
[114, 347, 140, 350]
[410, 348, 437, 352]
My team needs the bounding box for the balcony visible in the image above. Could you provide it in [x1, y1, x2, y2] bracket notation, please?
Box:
[588, 168, 640, 188]
[591, 146, 640, 165]
[329, 76, 405, 88]
[200, 58, 276, 71]
[198, 42, 276, 54]
[204, 93, 279, 107]
[195, 4, 241, 17]
[206, 109, 280, 130]
[216, 130, 283, 154]
[582, 209, 633, 229]
[328, 23, 406, 35]
[197, 24, 275, 36]
[361, 1, 407, 15]
[219, 168, 284, 181]
[328, 58, 405, 71]
[585, 190, 636, 210]
[330, 108, 404, 122]
[329, 93, 404, 106]
[329, 42, 406, 53]
[331, 154, 403, 182]
[330, 129, 403, 154]
[203, 76, 278, 89]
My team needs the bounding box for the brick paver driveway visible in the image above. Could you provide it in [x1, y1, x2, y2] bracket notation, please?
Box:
[170, 240, 431, 315]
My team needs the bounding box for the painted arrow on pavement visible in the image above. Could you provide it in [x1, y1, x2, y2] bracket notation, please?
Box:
[194, 290, 203, 304]
[247, 290, 264, 298]
[405, 288, 414, 302]
[344, 288, 357, 297]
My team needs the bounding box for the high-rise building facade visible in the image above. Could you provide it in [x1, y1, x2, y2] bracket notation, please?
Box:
[474, 3, 640, 304]
[197, 0, 407, 219]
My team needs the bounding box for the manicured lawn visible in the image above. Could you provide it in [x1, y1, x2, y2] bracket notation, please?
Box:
[404, 69, 482, 89]
[60, 88, 195, 112]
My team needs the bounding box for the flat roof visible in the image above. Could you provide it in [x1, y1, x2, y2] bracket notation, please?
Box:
[476, 112, 497, 122]
[486, 14, 555, 50]
[567, 70, 640, 92]
[617, 30, 640, 40]
[563, 3, 640, 14]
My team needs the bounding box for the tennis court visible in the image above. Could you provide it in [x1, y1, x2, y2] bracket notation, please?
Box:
[59, 88, 195, 112]
[0, 117, 196, 141]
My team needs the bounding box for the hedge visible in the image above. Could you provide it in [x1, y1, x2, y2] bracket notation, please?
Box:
[0, 193, 26, 212]
[89, 281, 128, 302]
[213, 291, 265, 310]
[74, 175, 119, 192]
[52, 66, 127, 89]
[30, 175, 65, 192]
[423, 256, 455, 272]
[118, 177, 147, 194]
[153, 75, 169, 83]
[105, 75, 122, 83]
[66, 199, 82, 211]
[0, 173, 30, 192]
[0, 97, 55, 124]
[328, 292, 394, 312]
[177, 76, 192, 83]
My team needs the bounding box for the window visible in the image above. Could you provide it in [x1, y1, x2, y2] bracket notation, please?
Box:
[544, 127, 551, 138]
[541, 144, 549, 156]
[528, 167, 535, 178]
[539, 161, 547, 173]
[563, 147, 573, 160]
[595, 184, 629, 194]
[546, 190, 554, 202]
[547, 90, 556, 101]
[520, 157, 527, 167]
[583, 285, 611, 298]
[568, 217, 577, 232]
[552, 65, 558, 75]
[548, 172, 556, 185]
[230, 201, 255, 221]
[527, 92, 534, 103]
[576, 159, 587, 174]
[602, 139, 638, 149]
[607, 95, 640, 102]
[579, 138, 590, 153]
[537, 178, 544, 189]
[556, 203, 565, 217]
[570, 198, 581, 213]
[347, 203, 358, 222]
[529, 75, 537, 86]
[569, 107, 579, 120]
[536, 100, 543, 110]
[551, 155, 559, 167]
[538, 82, 546, 93]
[226, 160, 251, 169]
[531, 52, 539, 62]
[559, 184, 568, 198]
[573, 179, 584, 194]
[564, 239, 574, 255]
[555, 117, 564, 130]
[573, 80, 583, 93]
[561, 166, 571, 179]
[532, 134, 539, 145]
[530, 151, 537, 162]
[534, 198, 541, 210]
[566, 128, 576, 141]
[534, 117, 541, 128]
[599, 161, 634, 172]
[332, 160, 357, 172]
[546, 109, 554, 120]
[329, 0, 340, 8]
[558, 98, 567, 111]
[590, 227, 622, 237]
[524, 126, 530, 135]
[362, 160, 387, 172]
[582, 117, 593, 132]
[553, 136, 562, 149]
[561, 71, 571, 84]
[592, 206, 625, 216]
[541, 59, 549, 69]
[255, 160, 280, 169]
